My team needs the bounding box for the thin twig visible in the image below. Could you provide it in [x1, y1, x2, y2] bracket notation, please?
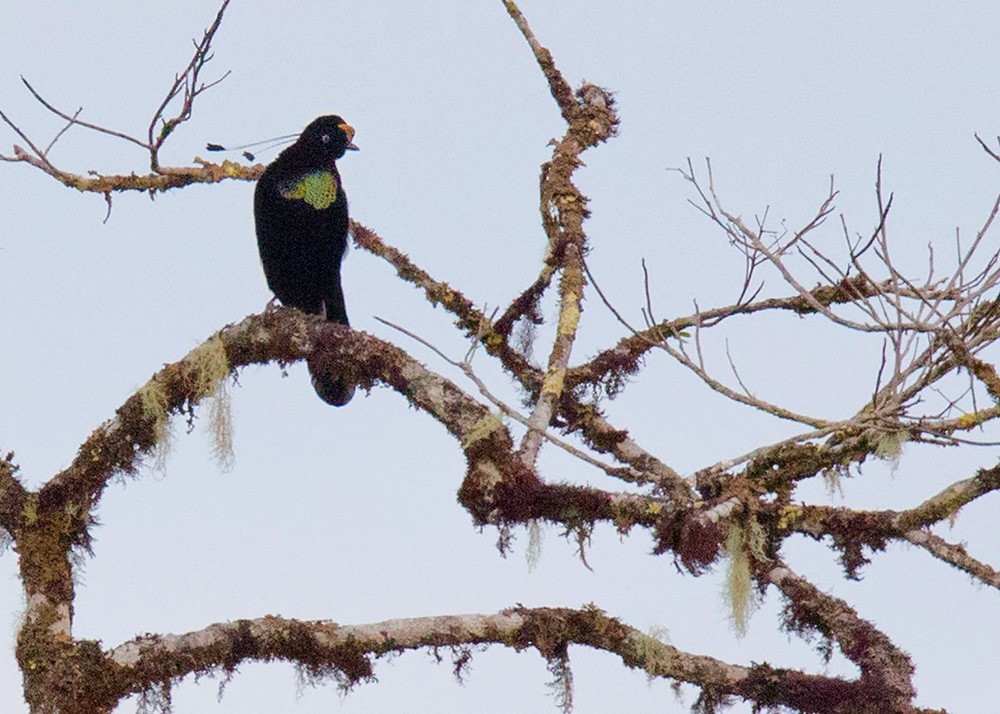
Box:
[375, 315, 643, 482]
[974, 132, 1000, 163]
[19, 77, 148, 149]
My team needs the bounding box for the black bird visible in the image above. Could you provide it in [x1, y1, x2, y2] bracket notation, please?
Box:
[253, 115, 359, 406]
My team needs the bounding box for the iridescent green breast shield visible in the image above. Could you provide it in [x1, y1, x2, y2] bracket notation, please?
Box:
[280, 170, 339, 210]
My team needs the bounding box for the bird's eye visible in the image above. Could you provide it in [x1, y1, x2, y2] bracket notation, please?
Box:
[321, 134, 331, 144]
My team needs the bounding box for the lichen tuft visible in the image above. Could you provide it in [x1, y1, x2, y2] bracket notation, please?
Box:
[138, 378, 173, 474]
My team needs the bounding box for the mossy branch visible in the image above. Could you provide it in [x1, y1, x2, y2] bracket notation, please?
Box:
[0, 144, 260, 195]
[903, 530, 1000, 588]
[770, 562, 917, 709]
[0, 455, 28, 536]
[98, 604, 927, 714]
[775, 463, 1000, 586]
[501, 1, 577, 122]
[350, 220, 540, 391]
[352, 216, 694, 500]
[516, 82, 619, 467]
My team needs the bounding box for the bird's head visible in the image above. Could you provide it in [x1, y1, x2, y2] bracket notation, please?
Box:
[296, 115, 359, 160]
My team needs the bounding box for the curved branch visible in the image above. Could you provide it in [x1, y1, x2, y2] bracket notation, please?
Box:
[565, 275, 963, 391]
[39, 308, 511, 522]
[19, 77, 148, 150]
[107, 605, 891, 714]
[516, 84, 619, 466]
[768, 562, 917, 710]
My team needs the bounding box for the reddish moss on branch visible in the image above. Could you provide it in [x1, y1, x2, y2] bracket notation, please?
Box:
[652, 509, 723, 574]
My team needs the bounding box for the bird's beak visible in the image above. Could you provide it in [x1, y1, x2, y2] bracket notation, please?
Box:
[339, 123, 360, 151]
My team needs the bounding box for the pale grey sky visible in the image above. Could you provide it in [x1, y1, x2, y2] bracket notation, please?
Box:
[1, 2, 999, 712]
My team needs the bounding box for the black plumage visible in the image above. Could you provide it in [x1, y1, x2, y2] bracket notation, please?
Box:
[253, 115, 359, 406]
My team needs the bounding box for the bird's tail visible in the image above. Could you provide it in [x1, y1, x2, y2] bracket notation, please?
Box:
[308, 361, 355, 406]
[308, 295, 354, 407]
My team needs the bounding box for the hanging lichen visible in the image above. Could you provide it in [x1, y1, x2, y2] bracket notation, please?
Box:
[208, 379, 234, 472]
[822, 464, 847, 498]
[527, 519, 543, 571]
[874, 429, 908, 474]
[545, 649, 573, 714]
[186, 335, 234, 470]
[186, 335, 230, 400]
[723, 518, 765, 637]
[138, 377, 173, 474]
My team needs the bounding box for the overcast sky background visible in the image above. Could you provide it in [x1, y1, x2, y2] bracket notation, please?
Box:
[1, 2, 999, 712]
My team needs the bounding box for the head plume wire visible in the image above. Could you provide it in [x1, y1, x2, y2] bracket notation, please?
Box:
[205, 133, 298, 161]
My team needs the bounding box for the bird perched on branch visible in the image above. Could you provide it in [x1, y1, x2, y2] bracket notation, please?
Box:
[253, 115, 359, 406]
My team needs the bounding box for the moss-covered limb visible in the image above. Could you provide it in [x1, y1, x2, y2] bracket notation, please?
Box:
[106, 610, 638, 701]
[458, 470, 732, 576]
[503, 4, 619, 468]
[773, 465, 1000, 580]
[15, 525, 88, 709]
[15, 335, 238, 643]
[3, 459, 75, 684]
[518, 86, 618, 466]
[769, 563, 917, 712]
[1, 144, 260, 194]
[777, 505, 894, 579]
[521, 239, 586, 466]
[695, 431, 874, 498]
[103, 606, 890, 714]
[460, 430, 726, 566]
[493, 95, 620, 345]
[350, 220, 542, 392]
[279, 318, 515, 455]
[349, 219, 692, 499]
[0, 454, 28, 535]
[501, 1, 577, 122]
[492, 262, 556, 343]
[967, 350, 1000, 401]
[891, 463, 1000, 532]
[14, 506, 77, 629]
[18, 630, 123, 714]
[37, 334, 240, 551]
[905, 530, 1000, 589]
[15, 600, 929, 714]
[926, 403, 1000, 436]
[2, 457, 73, 643]
[38, 309, 519, 528]
[26, 308, 528, 589]
[564, 281, 877, 389]
[558, 399, 693, 504]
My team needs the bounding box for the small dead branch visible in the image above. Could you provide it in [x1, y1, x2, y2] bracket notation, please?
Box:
[0, 0, 237, 207]
[974, 132, 1000, 163]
